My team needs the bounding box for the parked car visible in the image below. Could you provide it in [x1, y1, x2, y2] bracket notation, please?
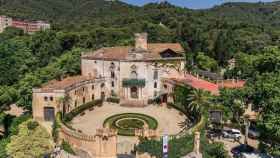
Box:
[231, 144, 255, 158]
[241, 153, 272, 158]
[248, 126, 260, 139]
[207, 129, 222, 139]
[223, 128, 242, 140]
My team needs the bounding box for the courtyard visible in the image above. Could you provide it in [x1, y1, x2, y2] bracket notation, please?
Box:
[71, 102, 186, 136]
[70, 102, 186, 154]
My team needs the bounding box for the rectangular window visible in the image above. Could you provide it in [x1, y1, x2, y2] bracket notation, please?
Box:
[154, 91, 157, 97]
[154, 70, 158, 80]
[112, 81, 115, 87]
[111, 72, 115, 78]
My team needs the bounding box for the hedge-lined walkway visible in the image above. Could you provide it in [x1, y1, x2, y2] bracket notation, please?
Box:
[71, 102, 186, 136]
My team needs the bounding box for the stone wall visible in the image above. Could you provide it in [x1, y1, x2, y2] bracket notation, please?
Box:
[32, 78, 107, 122]
[32, 89, 65, 121]
[59, 124, 117, 158]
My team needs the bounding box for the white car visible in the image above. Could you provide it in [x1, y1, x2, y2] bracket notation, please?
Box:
[223, 128, 242, 140]
[241, 152, 272, 158]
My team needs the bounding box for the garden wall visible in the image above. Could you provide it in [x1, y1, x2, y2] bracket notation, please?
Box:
[59, 124, 117, 158]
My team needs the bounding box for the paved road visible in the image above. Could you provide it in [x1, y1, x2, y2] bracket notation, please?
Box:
[213, 135, 259, 157]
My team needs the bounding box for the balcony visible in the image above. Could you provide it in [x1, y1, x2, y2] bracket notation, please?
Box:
[122, 78, 145, 87]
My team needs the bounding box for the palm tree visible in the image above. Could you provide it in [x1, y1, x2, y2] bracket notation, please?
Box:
[186, 89, 211, 115]
[232, 99, 245, 124]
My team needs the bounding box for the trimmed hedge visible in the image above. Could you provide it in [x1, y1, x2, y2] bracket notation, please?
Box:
[166, 102, 187, 115]
[103, 113, 158, 136]
[147, 97, 161, 105]
[106, 97, 120, 104]
[52, 112, 62, 142]
[62, 140, 76, 155]
[63, 99, 102, 122]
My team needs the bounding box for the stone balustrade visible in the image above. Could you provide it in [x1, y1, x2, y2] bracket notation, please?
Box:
[59, 123, 117, 158]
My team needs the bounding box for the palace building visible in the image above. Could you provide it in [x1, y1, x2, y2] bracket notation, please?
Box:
[32, 33, 186, 122]
[0, 15, 50, 34]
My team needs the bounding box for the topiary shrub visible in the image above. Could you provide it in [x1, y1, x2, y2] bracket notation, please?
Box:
[63, 99, 102, 122]
[52, 113, 62, 143]
[106, 97, 120, 104]
[147, 97, 161, 105]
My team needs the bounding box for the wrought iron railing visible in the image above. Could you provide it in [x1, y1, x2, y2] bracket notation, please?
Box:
[122, 78, 145, 87]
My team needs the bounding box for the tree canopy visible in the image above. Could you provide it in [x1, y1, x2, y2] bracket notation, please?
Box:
[6, 120, 53, 158]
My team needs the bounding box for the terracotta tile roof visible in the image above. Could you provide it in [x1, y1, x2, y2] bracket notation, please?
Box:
[164, 75, 246, 96]
[40, 76, 94, 91]
[147, 43, 184, 54]
[218, 80, 246, 88]
[166, 74, 220, 95]
[82, 43, 184, 60]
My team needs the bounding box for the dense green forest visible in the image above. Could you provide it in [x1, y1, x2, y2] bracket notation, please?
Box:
[0, 0, 280, 157]
[1, 0, 280, 108]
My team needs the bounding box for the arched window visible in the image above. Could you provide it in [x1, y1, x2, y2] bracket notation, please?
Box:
[101, 83, 105, 88]
[92, 94, 95, 100]
[154, 82, 157, 88]
[111, 81, 115, 87]
[131, 71, 137, 79]
[111, 71, 115, 78]
[83, 97, 86, 104]
[131, 87, 138, 99]
[110, 62, 115, 70]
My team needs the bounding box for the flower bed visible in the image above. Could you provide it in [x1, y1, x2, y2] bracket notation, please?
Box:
[103, 113, 158, 136]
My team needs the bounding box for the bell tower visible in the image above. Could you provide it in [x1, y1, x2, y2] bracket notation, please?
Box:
[135, 33, 148, 51]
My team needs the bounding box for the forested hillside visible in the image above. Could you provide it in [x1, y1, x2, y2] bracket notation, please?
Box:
[1, 0, 280, 157]
[1, 0, 280, 109]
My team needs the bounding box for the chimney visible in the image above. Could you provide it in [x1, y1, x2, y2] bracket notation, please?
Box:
[135, 33, 148, 50]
